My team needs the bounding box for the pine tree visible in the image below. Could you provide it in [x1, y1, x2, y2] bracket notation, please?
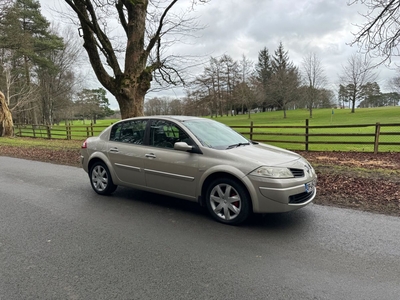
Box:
[256, 47, 273, 111]
[269, 42, 300, 118]
[0, 0, 63, 124]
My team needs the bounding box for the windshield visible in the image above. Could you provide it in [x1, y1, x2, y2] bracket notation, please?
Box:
[183, 119, 249, 150]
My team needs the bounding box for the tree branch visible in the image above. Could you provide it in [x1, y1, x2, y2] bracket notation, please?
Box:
[145, 0, 178, 64]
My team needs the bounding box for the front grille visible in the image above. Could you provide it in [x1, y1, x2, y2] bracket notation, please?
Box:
[289, 190, 315, 204]
[289, 168, 304, 178]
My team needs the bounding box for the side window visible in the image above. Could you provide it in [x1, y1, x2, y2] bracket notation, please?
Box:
[149, 120, 192, 149]
[110, 123, 123, 142]
[110, 120, 147, 144]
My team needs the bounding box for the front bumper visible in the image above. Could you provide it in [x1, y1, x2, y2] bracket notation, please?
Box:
[248, 175, 317, 213]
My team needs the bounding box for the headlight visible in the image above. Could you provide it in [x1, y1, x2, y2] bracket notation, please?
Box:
[250, 166, 294, 178]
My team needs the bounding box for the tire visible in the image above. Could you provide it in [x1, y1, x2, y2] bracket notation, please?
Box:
[89, 161, 117, 195]
[205, 178, 251, 225]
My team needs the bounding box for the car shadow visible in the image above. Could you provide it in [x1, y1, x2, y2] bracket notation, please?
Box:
[245, 208, 316, 230]
[107, 187, 315, 231]
[112, 186, 206, 215]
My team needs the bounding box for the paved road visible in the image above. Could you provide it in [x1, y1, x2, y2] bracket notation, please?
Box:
[1, 156, 399, 300]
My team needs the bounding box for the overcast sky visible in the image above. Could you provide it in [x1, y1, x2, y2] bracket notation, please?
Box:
[39, 0, 400, 109]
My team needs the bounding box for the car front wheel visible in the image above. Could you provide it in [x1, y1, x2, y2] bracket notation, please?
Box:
[205, 178, 251, 225]
[89, 161, 117, 195]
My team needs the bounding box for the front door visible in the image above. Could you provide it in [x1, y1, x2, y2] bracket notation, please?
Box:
[143, 120, 199, 199]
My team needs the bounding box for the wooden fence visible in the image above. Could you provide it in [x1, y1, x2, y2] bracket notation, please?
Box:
[231, 120, 400, 154]
[13, 120, 400, 153]
[14, 123, 105, 140]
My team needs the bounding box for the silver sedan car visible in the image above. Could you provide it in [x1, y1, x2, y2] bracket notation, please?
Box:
[81, 116, 317, 225]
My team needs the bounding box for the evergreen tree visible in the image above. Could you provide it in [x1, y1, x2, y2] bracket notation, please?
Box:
[256, 47, 273, 111]
[272, 42, 294, 72]
[0, 0, 63, 123]
[75, 88, 114, 124]
[359, 82, 381, 107]
[269, 42, 300, 118]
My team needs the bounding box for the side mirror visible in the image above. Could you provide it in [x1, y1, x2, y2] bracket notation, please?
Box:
[174, 142, 193, 152]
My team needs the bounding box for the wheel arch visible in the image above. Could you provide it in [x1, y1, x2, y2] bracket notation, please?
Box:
[87, 153, 118, 184]
[199, 169, 255, 212]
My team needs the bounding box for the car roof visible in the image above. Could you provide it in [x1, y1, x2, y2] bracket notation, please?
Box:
[162, 115, 205, 122]
[119, 115, 206, 122]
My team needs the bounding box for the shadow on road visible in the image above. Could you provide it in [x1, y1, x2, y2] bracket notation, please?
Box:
[93, 186, 316, 231]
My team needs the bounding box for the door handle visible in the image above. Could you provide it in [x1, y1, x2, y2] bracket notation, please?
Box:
[109, 147, 119, 153]
[145, 153, 156, 159]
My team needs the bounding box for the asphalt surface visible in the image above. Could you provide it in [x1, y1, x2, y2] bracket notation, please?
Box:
[1, 156, 400, 300]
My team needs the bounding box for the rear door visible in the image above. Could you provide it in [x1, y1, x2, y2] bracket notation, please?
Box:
[107, 119, 148, 187]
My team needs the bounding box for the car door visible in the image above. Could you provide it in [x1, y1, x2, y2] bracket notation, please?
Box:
[107, 119, 148, 187]
[143, 119, 199, 199]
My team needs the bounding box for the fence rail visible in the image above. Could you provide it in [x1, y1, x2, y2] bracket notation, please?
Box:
[13, 120, 400, 153]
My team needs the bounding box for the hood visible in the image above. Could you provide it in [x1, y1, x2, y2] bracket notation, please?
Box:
[227, 143, 301, 166]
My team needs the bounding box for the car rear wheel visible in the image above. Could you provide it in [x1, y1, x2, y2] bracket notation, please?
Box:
[205, 178, 251, 225]
[90, 162, 117, 195]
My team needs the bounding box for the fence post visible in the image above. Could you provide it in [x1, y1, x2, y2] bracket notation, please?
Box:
[86, 125, 90, 138]
[250, 121, 253, 141]
[66, 123, 72, 140]
[32, 125, 36, 138]
[46, 125, 51, 139]
[374, 122, 381, 154]
[305, 119, 309, 151]
[91, 122, 94, 136]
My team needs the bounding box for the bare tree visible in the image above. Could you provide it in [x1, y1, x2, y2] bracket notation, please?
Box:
[235, 54, 256, 117]
[339, 54, 377, 113]
[350, 0, 400, 65]
[38, 26, 84, 125]
[192, 57, 225, 117]
[192, 74, 215, 116]
[63, 0, 208, 119]
[220, 54, 239, 115]
[301, 52, 327, 118]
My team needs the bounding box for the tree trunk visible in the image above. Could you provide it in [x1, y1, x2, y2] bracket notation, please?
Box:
[351, 97, 356, 113]
[116, 86, 146, 119]
[0, 91, 14, 137]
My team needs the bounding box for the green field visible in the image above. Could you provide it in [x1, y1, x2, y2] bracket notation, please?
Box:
[205, 107, 400, 152]
[8, 107, 400, 152]
[214, 106, 400, 126]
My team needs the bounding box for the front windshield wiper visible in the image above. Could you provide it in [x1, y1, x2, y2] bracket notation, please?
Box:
[226, 142, 250, 149]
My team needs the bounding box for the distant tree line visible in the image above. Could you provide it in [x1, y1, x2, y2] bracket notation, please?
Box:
[146, 43, 336, 118]
[145, 43, 400, 117]
[339, 82, 400, 109]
